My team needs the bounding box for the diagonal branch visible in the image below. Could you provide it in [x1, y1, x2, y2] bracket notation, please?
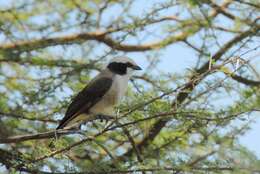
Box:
[117, 24, 260, 161]
[229, 74, 260, 86]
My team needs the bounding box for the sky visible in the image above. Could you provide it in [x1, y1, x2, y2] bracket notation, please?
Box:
[0, 0, 259, 161]
[156, 44, 260, 158]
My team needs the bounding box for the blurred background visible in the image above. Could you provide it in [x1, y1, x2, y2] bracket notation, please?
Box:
[0, 0, 259, 173]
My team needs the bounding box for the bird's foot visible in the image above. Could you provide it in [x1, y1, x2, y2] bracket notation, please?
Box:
[63, 125, 87, 136]
[72, 129, 86, 136]
[96, 114, 114, 123]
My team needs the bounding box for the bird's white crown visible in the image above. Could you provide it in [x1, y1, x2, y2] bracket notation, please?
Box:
[109, 56, 138, 67]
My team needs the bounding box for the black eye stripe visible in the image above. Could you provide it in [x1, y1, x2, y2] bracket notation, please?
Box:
[126, 62, 134, 67]
[107, 62, 127, 75]
[107, 61, 137, 75]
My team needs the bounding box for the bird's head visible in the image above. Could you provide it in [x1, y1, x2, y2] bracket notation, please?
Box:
[107, 56, 142, 76]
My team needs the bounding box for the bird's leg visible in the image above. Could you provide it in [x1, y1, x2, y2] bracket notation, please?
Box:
[54, 129, 58, 141]
[67, 123, 85, 135]
[62, 126, 85, 137]
[73, 128, 86, 136]
[116, 108, 120, 120]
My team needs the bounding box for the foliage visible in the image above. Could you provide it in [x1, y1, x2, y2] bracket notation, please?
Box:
[0, 0, 259, 173]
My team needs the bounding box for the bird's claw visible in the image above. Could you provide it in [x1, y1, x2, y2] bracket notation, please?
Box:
[96, 114, 114, 123]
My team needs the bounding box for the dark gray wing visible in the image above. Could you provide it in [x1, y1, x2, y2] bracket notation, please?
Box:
[56, 77, 112, 129]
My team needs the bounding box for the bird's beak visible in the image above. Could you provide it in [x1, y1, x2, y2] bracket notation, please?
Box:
[132, 65, 142, 70]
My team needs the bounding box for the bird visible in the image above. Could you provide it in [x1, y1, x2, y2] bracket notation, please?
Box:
[56, 56, 142, 129]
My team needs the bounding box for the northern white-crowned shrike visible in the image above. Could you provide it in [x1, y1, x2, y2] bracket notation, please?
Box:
[56, 56, 142, 129]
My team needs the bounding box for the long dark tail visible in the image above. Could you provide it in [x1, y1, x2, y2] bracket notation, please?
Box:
[56, 114, 84, 130]
[56, 117, 74, 130]
[56, 123, 65, 130]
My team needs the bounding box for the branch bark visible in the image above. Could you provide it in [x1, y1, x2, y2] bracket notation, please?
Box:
[229, 74, 260, 86]
[0, 129, 80, 144]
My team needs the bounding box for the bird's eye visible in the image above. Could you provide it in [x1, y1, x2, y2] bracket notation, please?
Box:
[126, 62, 133, 67]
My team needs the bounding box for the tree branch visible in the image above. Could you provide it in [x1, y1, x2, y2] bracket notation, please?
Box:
[229, 74, 260, 86]
[117, 24, 260, 161]
[0, 1, 231, 54]
[0, 30, 194, 53]
[0, 129, 80, 144]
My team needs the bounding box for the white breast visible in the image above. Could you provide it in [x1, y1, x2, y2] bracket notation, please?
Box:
[113, 74, 130, 101]
[89, 74, 130, 115]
